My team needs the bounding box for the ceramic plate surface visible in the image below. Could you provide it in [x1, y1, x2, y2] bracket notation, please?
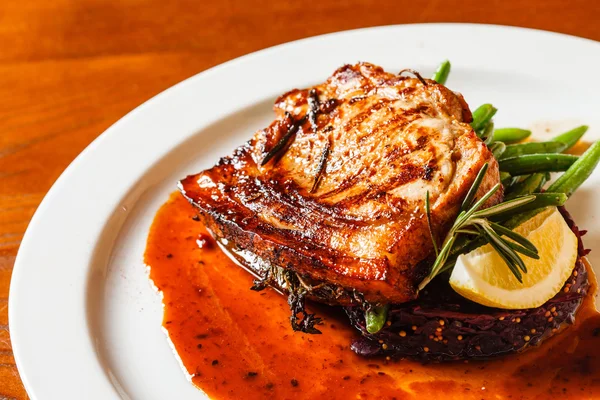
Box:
[9, 24, 600, 399]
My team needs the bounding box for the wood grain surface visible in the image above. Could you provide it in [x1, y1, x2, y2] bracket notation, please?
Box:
[1, 1, 599, 397]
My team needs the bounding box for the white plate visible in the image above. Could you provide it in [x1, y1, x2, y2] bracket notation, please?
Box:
[9, 24, 600, 399]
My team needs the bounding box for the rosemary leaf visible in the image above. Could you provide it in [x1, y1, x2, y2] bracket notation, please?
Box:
[310, 139, 330, 193]
[504, 240, 540, 260]
[488, 222, 537, 253]
[483, 230, 524, 283]
[460, 163, 489, 213]
[454, 183, 501, 229]
[456, 228, 479, 235]
[479, 222, 528, 274]
[471, 195, 535, 219]
[426, 191, 439, 256]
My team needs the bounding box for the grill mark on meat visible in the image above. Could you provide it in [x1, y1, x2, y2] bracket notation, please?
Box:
[383, 141, 419, 163]
[397, 86, 418, 98]
[205, 162, 399, 230]
[349, 96, 367, 104]
[341, 100, 392, 135]
[320, 98, 339, 114]
[315, 165, 367, 199]
[415, 134, 428, 149]
[340, 105, 378, 132]
[354, 105, 432, 147]
[253, 181, 351, 230]
[317, 128, 434, 207]
[369, 113, 411, 136]
[290, 185, 397, 227]
[403, 104, 434, 118]
[372, 163, 425, 193]
[234, 171, 386, 227]
[332, 163, 424, 210]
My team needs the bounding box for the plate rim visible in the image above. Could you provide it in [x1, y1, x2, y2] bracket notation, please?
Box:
[8, 23, 600, 399]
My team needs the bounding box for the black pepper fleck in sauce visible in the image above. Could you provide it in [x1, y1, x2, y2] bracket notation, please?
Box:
[146, 192, 600, 399]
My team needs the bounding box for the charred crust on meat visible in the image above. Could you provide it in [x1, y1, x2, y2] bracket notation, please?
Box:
[320, 98, 339, 114]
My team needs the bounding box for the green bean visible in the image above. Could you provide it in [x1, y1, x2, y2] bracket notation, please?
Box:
[493, 128, 531, 144]
[503, 141, 600, 228]
[546, 141, 600, 197]
[491, 193, 568, 222]
[432, 60, 451, 85]
[483, 121, 495, 145]
[499, 141, 567, 160]
[504, 173, 547, 200]
[499, 154, 578, 175]
[460, 163, 489, 213]
[490, 141, 506, 159]
[551, 125, 588, 150]
[471, 104, 497, 132]
[365, 305, 389, 334]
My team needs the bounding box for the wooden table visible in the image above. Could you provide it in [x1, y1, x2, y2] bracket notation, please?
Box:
[1, 0, 599, 397]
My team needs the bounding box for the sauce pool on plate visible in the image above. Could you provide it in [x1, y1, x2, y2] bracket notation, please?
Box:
[145, 192, 600, 399]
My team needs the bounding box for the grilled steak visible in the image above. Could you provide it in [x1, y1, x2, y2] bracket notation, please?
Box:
[180, 63, 502, 313]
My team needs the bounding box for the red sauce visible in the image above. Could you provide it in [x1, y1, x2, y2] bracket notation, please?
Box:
[146, 193, 600, 399]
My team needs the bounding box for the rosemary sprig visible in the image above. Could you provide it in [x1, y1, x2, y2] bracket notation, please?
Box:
[419, 163, 539, 290]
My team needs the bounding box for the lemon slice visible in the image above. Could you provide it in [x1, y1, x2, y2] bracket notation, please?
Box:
[449, 207, 578, 309]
